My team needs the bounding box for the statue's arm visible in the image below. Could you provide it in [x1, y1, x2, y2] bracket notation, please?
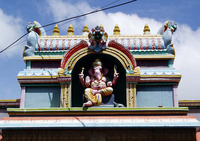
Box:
[112, 72, 119, 86]
[79, 72, 85, 87]
[112, 65, 119, 86]
[85, 76, 91, 88]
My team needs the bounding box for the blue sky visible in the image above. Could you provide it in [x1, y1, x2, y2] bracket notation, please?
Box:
[0, 0, 200, 100]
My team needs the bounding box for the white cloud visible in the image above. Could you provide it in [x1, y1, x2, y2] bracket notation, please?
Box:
[84, 12, 161, 35]
[45, 0, 161, 35]
[45, 0, 94, 34]
[47, 0, 200, 100]
[46, 0, 93, 21]
[0, 9, 23, 58]
[174, 25, 200, 100]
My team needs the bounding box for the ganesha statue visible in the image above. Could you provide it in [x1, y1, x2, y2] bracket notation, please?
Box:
[79, 59, 119, 107]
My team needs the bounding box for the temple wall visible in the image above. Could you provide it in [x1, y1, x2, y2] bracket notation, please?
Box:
[24, 86, 61, 108]
[136, 85, 173, 107]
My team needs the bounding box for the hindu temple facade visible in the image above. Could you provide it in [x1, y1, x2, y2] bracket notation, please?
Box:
[0, 21, 200, 140]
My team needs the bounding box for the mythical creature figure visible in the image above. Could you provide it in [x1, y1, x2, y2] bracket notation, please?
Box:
[88, 26, 108, 52]
[79, 59, 119, 107]
[157, 21, 177, 54]
[23, 21, 46, 57]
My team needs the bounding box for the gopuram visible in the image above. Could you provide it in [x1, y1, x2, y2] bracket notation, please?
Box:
[0, 21, 200, 140]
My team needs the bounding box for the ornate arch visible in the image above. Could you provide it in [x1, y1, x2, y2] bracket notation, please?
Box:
[60, 40, 137, 72]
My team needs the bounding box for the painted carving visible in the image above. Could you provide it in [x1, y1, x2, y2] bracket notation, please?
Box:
[157, 21, 177, 54]
[88, 26, 108, 52]
[79, 59, 119, 107]
[23, 21, 46, 57]
[58, 66, 72, 76]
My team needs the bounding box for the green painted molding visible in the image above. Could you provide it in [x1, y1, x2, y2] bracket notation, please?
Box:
[35, 50, 170, 56]
[7, 107, 189, 116]
[35, 51, 65, 56]
[26, 61, 31, 69]
[126, 81, 138, 84]
[131, 50, 169, 55]
[7, 107, 188, 112]
[168, 59, 174, 68]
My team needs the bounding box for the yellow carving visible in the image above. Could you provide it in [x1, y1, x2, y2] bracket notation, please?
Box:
[53, 24, 60, 35]
[82, 24, 89, 33]
[58, 68, 64, 75]
[133, 83, 136, 107]
[67, 24, 74, 35]
[126, 83, 136, 107]
[100, 24, 104, 29]
[61, 84, 71, 108]
[39, 34, 163, 39]
[143, 24, 150, 34]
[22, 45, 26, 59]
[113, 24, 120, 35]
[23, 56, 63, 61]
[134, 55, 175, 60]
[134, 66, 140, 75]
[17, 76, 57, 79]
[172, 44, 176, 56]
[163, 21, 169, 33]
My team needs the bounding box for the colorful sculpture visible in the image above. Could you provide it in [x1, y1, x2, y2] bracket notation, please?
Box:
[23, 21, 46, 57]
[88, 26, 108, 52]
[79, 59, 119, 107]
[157, 21, 177, 54]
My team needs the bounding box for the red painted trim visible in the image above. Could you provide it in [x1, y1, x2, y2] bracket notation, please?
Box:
[61, 40, 89, 69]
[108, 40, 137, 69]
[60, 40, 137, 70]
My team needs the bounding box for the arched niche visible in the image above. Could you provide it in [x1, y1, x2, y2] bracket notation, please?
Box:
[71, 53, 126, 107]
[61, 40, 137, 73]
[60, 40, 137, 107]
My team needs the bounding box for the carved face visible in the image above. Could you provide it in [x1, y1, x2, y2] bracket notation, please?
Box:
[93, 65, 102, 80]
[169, 21, 177, 32]
[92, 26, 103, 40]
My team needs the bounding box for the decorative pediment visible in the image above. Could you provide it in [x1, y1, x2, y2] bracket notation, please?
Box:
[59, 39, 137, 76]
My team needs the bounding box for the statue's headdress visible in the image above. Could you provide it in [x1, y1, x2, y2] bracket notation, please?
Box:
[89, 58, 108, 76]
[92, 59, 102, 66]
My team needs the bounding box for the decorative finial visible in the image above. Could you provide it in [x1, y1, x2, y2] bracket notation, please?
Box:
[143, 24, 151, 34]
[53, 24, 60, 35]
[113, 24, 120, 35]
[82, 24, 89, 35]
[100, 24, 104, 30]
[67, 24, 74, 35]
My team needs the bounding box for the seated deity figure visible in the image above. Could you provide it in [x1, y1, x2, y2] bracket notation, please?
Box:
[79, 59, 119, 107]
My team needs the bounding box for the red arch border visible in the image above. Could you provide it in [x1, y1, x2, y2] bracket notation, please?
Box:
[108, 40, 137, 69]
[61, 40, 89, 69]
[60, 40, 137, 70]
